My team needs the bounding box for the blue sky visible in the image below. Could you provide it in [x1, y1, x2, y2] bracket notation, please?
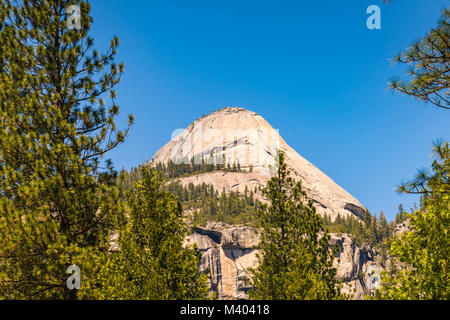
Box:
[89, 0, 449, 221]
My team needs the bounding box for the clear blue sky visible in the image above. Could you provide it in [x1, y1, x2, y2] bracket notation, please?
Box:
[89, 0, 449, 221]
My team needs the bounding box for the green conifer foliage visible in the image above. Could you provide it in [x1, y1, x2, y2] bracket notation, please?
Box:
[375, 142, 449, 299]
[389, 9, 450, 110]
[96, 165, 210, 299]
[0, 1, 133, 299]
[249, 153, 342, 300]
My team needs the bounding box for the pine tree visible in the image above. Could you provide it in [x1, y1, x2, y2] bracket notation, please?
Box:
[96, 165, 210, 299]
[395, 204, 408, 224]
[249, 153, 342, 300]
[378, 211, 391, 240]
[370, 214, 379, 246]
[389, 9, 450, 110]
[375, 142, 449, 299]
[0, 1, 133, 299]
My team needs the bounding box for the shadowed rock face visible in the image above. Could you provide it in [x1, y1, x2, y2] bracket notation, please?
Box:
[153, 107, 366, 221]
[185, 222, 382, 300]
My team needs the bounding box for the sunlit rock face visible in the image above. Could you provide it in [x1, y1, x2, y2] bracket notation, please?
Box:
[185, 222, 382, 300]
[393, 219, 411, 236]
[154, 107, 375, 299]
[153, 107, 365, 221]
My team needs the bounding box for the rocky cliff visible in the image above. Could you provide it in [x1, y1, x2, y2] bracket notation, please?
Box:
[154, 107, 376, 299]
[153, 107, 365, 221]
[185, 222, 382, 300]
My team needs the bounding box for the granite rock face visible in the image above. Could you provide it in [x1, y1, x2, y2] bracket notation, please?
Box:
[186, 222, 382, 300]
[185, 222, 260, 300]
[393, 219, 411, 236]
[329, 234, 382, 298]
[155, 107, 376, 299]
[153, 107, 365, 221]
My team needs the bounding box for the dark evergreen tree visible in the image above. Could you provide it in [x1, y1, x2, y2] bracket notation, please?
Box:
[378, 211, 391, 240]
[249, 153, 342, 300]
[0, 0, 133, 299]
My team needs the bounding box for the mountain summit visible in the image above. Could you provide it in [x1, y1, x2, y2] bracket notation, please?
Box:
[153, 107, 366, 221]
